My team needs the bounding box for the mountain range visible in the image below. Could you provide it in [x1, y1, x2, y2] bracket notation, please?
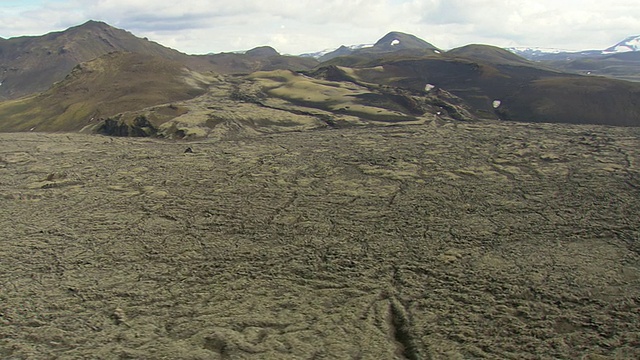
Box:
[604, 35, 640, 53]
[0, 20, 317, 100]
[0, 21, 638, 137]
[506, 35, 640, 82]
[506, 35, 640, 58]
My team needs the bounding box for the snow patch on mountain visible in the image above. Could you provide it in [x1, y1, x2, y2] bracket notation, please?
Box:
[603, 35, 640, 54]
[300, 43, 373, 58]
[506, 47, 574, 55]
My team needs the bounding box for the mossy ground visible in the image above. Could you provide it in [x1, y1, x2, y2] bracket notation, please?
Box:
[1, 120, 639, 359]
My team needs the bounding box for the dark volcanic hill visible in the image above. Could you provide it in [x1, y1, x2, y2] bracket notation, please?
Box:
[372, 31, 439, 52]
[245, 46, 280, 57]
[315, 43, 640, 126]
[447, 44, 538, 66]
[0, 20, 186, 100]
[319, 31, 440, 62]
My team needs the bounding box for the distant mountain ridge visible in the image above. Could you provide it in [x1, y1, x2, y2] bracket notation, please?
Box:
[507, 35, 640, 58]
[0, 21, 639, 134]
[312, 33, 639, 82]
[506, 35, 640, 82]
[0, 20, 318, 100]
[505, 47, 597, 59]
[316, 31, 440, 61]
[300, 44, 374, 59]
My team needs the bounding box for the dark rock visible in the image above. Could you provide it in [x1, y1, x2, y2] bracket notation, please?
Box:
[97, 115, 157, 137]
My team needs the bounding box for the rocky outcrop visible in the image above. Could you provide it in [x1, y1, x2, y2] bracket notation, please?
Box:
[97, 115, 157, 137]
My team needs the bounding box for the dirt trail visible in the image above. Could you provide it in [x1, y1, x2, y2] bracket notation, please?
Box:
[1, 120, 639, 359]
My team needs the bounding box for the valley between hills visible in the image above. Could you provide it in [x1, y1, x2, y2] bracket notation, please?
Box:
[0, 20, 639, 135]
[0, 20, 639, 359]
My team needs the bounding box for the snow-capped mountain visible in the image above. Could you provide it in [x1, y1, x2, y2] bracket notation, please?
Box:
[603, 35, 640, 54]
[507, 35, 640, 60]
[300, 43, 373, 59]
[505, 47, 578, 59]
[506, 47, 571, 54]
[505, 47, 602, 61]
[301, 32, 440, 62]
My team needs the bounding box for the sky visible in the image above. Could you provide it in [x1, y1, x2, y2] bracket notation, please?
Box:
[0, 0, 638, 55]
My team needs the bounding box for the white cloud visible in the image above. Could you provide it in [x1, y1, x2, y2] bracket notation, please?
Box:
[0, 0, 638, 54]
[412, 0, 640, 50]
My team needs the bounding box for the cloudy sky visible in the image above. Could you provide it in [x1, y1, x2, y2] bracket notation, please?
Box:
[0, 0, 638, 54]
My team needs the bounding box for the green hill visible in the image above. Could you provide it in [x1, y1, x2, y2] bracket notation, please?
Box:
[0, 52, 211, 132]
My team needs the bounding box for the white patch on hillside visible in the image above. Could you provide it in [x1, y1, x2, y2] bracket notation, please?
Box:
[603, 35, 640, 54]
[612, 45, 633, 53]
[507, 47, 572, 54]
[299, 43, 373, 58]
[492, 100, 502, 109]
[391, 39, 400, 46]
[424, 84, 435, 92]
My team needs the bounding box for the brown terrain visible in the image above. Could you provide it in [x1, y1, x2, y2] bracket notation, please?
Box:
[0, 20, 318, 101]
[2, 22, 639, 135]
[1, 119, 639, 359]
[1, 21, 639, 359]
[319, 46, 640, 126]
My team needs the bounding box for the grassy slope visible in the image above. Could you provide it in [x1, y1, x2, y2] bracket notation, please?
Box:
[0, 21, 188, 100]
[96, 67, 477, 139]
[249, 70, 417, 121]
[317, 45, 640, 126]
[0, 52, 210, 132]
[0, 21, 318, 101]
